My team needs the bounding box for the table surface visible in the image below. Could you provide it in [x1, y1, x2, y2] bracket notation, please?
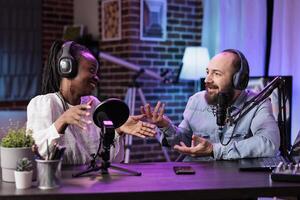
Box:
[1, 161, 300, 200]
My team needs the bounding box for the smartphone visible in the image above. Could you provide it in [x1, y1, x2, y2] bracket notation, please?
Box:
[173, 166, 195, 175]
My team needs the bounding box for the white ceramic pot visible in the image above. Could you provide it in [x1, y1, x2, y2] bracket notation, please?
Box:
[14, 170, 33, 189]
[0, 147, 35, 182]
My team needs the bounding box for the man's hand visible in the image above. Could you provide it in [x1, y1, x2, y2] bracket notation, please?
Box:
[117, 114, 157, 138]
[174, 135, 213, 157]
[140, 101, 170, 128]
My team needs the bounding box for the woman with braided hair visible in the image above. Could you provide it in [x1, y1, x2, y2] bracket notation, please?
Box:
[27, 40, 156, 165]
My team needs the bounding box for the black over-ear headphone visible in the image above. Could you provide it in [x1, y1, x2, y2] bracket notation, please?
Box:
[222, 49, 249, 90]
[58, 41, 77, 78]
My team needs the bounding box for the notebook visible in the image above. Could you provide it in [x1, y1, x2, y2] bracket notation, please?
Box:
[239, 130, 300, 171]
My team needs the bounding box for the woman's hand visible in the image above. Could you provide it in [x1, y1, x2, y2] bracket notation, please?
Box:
[55, 100, 93, 133]
[117, 114, 157, 138]
[140, 101, 170, 128]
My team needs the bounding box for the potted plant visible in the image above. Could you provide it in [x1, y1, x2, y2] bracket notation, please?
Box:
[14, 157, 33, 189]
[0, 126, 35, 182]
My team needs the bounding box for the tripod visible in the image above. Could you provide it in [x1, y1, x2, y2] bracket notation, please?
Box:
[73, 121, 141, 177]
[124, 72, 171, 163]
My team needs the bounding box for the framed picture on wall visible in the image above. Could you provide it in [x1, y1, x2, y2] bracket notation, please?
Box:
[63, 25, 84, 40]
[101, 0, 121, 41]
[140, 0, 167, 41]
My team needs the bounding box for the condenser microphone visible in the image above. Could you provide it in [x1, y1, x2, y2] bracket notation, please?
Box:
[216, 92, 228, 127]
[93, 98, 130, 163]
[93, 98, 130, 147]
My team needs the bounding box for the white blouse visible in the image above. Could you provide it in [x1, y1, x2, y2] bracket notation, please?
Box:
[26, 93, 124, 165]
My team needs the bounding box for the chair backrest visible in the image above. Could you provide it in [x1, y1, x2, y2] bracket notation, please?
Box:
[291, 130, 300, 156]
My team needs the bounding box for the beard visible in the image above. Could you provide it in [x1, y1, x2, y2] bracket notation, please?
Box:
[204, 83, 235, 105]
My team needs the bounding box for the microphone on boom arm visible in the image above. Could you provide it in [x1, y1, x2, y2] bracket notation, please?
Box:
[216, 92, 229, 145]
[227, 77, 290, 159]
[216, 92, 229, 127]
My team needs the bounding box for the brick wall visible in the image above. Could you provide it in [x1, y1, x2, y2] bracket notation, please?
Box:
[42, 0, 74, 61]
[99, 0, 203, 162]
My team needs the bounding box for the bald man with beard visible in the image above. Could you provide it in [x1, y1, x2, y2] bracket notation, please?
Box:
[141, 49, 280, 161]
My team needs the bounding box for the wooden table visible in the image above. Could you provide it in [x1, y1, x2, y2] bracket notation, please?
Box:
[1, 161, 300, 200]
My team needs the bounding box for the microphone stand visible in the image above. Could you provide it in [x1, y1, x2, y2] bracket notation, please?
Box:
[73, 121, 142, 177]
[229, 77, 291, 161]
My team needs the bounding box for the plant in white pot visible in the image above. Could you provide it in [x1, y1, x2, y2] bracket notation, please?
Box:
[0, 127, 35, 182]
[14, 157, 33, 189]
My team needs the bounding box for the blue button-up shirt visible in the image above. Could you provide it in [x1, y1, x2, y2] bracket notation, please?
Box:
[160, 90, 280, 160]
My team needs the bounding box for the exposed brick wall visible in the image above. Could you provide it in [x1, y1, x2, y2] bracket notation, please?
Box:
[42, 0, 74, 61]
[99, 0, 203, 162]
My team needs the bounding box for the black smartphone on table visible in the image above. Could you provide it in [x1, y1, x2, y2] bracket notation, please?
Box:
[173, 166, 195, 175]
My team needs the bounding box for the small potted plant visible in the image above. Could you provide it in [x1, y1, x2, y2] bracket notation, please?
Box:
[0, 126, 35, 182]
[14, 157, 33, 189]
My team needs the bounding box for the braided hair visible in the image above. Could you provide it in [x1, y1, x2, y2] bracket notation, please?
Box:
[41, 40, 93, 94]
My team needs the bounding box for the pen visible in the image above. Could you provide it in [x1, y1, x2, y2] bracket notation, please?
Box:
[49, 143, 59, 160]
[46, 139, 50, 160]
[56, 146, 66, 160]
[32, 144, 44, 160]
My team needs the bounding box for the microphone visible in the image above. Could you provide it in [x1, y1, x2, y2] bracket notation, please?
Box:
[216, 92, 228, 127]
[72, 99, 132, 177]
[93, 98, 129, 129]
[93, 98, 130, 156]
[94, 111, 115, 148]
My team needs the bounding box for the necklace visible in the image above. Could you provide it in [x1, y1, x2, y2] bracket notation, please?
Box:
[56, 91, 69, 111]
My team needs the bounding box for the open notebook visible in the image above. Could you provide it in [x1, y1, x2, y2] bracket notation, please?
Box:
[239, 130, 300, 171]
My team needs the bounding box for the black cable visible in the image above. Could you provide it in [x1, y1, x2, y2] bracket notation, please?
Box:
[219, 111, 240, 146]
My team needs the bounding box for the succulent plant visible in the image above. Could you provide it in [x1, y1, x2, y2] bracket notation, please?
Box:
[16, 157, 33, 172]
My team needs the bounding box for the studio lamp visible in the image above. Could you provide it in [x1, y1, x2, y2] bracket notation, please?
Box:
[179, 47, 210, 91]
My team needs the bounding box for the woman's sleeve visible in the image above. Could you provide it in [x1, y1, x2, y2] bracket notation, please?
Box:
[26, 95, 61, 157]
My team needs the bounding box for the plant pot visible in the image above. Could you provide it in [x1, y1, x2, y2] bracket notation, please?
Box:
[36, 159, 62, 190]
[0, 147, 35, 182]
[14, 170, 33, 189]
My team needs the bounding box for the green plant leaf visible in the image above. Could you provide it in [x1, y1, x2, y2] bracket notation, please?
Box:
[16, 157, 33, 171]
[0, 127, 34, 148]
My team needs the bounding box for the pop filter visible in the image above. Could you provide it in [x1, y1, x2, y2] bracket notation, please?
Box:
[93, 98, 129, 129]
